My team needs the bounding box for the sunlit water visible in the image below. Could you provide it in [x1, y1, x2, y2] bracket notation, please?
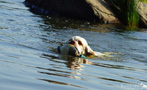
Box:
[0, 0, 147, 90]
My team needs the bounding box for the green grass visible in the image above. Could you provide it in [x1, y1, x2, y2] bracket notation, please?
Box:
[127, 0, 139, 27]
[109, 0, 140, 27]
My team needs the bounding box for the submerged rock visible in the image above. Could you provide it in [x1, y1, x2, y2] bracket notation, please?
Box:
[24, 0, 119, 23]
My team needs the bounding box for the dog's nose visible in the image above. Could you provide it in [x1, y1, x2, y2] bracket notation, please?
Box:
[69, 40, 75, 45]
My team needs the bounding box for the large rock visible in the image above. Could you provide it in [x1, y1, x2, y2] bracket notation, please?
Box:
[24, 0, 119, 23]
[86, 0, 119, 23]
[137, 1, 147, 28]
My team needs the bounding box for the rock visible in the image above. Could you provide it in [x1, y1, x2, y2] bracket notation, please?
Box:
[137, 1, 147, 28]
[24, 0, 119, 23]
[86, 0, 119, 23]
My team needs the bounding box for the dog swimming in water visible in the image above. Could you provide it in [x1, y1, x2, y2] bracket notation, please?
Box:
[57, 36, 105, 57]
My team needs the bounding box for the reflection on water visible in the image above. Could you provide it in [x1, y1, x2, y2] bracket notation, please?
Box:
[0, 0, 147, 90]
[42, 54, 93, 70]
[38, 54, 92, 89]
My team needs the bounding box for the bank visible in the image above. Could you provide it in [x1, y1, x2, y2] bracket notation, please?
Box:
[24, 0, 147, 28]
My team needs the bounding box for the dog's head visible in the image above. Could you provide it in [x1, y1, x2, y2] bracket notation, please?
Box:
[66, 36, 95, 55]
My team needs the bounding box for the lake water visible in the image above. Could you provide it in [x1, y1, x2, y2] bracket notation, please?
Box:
[0, 0, 147, 90]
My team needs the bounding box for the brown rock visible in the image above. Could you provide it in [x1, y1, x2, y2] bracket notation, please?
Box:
[137, 1, 147, 28]
[86, 0, 119, 23]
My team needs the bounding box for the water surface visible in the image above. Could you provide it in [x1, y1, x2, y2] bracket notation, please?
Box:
[0, 0, 147, 90]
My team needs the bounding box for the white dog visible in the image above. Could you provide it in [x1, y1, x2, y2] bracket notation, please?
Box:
[57, 36, 104, 57]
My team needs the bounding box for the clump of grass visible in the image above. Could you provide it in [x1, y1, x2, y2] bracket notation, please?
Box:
[127, 0, 140, 27]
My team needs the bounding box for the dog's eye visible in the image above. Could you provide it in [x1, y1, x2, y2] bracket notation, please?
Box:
[78, 41, 82, 45]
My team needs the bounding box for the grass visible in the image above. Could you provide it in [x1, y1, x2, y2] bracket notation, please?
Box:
[127, 0, 139, 27]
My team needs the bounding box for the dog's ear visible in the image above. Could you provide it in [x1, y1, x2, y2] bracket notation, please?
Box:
[85, 45, 95, 55]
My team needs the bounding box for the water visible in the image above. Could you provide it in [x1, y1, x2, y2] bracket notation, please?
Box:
[0, 0, 147, 90]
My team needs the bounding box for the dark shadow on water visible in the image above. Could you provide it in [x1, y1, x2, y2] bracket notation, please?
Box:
[40, 15, 145, 33]
[42, 16, 118, 31]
